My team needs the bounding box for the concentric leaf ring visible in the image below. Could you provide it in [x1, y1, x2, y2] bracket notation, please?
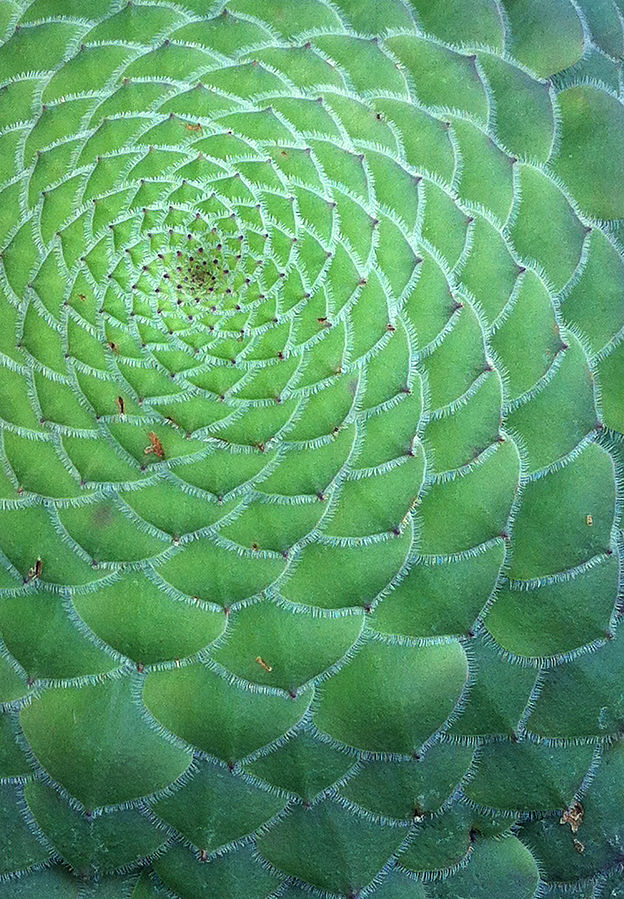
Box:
[0, 1, 623, 896]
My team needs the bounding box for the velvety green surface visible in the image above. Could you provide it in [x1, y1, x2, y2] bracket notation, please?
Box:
[0, 0, 623, 896]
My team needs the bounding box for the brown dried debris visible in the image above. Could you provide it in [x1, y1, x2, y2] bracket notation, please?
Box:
[560, 801, 584, 833]
[144, 431, 165, 459]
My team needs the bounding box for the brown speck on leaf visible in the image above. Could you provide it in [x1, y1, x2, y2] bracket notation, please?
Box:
[116, 396, 125, 415]
[256, 656, 273, 672]
[27, 558, 43, 581]
[108, 341, 120, 353]
[586, 515, 593, 526]
[560, 801, 584, 833]
[200, 849, 208, 862]
[572, 838, 585, 854]
[144, 432, 165, 459]
[185, 122, 202, 132]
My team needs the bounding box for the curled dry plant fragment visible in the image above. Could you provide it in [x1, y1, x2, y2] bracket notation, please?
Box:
[0, 0, 623, 897]
[560, 801, 584, 833]
[144, 431, 165, 460]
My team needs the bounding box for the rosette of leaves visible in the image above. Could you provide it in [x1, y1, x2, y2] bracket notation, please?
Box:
[0, 0, 623, 896]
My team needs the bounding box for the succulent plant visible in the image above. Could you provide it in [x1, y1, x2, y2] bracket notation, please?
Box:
[0, 0, 623, 896]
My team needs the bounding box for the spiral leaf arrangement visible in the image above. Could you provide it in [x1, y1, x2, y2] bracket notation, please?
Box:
[0, 0, 623, 896]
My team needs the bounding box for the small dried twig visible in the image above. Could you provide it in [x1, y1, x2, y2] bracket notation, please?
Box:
[560, 801, 584, 833]
[144, 432, 165, 459]
[27, 557, 43, 581]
